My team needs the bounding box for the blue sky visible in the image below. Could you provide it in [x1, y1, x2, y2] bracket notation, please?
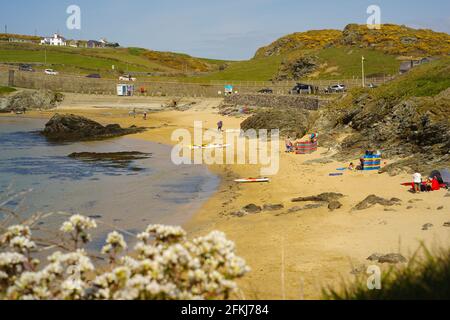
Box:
[1, 0, 449, 60]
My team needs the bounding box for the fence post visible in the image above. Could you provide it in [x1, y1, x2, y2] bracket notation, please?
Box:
[8, 70, 15, 87]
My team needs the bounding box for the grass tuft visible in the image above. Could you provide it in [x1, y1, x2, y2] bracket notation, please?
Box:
[323, 245, 450, 300]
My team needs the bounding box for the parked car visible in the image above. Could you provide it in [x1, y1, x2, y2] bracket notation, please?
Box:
[119, 74, 136, 81]
[325, 84, 346, 93]
[290, 83, 316, 94]
[44, 69, 58, 75]
[19, 64, 34, 72]
[258, 88, 273, 94]
[86, 73, 101, 79]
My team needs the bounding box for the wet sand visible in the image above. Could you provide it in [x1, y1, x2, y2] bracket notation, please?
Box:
[2, 101, 449, 300]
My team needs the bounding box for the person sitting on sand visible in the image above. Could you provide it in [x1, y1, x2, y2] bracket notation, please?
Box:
[431, 176, 441, 191]
[310, 133, 318, 144]
[348, 162, 355, 171]
[285, 137, 294, 153]
[413, 172, 422, 193]
[425, 177, 433, 192]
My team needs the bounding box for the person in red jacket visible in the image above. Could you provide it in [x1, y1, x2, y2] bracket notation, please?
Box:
[431, 176, 441, 191]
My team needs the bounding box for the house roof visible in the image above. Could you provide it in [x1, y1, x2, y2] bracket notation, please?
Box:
[42, 34, 66, 40]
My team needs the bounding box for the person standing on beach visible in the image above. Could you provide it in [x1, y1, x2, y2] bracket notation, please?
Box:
[359, 157, 365, 171]
[133, 108, 136, 118]
[217, 120, 223, 132]
[143, 111, 147, 120]
[413, 172, 422, 193]
[285, 137, 294, 153]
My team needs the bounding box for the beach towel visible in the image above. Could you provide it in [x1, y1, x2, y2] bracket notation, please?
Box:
[401, 182, 447, 189]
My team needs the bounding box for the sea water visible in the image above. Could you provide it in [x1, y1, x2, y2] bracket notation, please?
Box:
[0, 117, 220, 250]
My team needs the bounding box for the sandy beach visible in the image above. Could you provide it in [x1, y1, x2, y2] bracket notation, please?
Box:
[2, 96, 449, 300]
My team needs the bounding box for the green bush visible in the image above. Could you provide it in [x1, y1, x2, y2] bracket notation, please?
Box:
[0, 86, 16, 96]
[324, 246, 450, 300]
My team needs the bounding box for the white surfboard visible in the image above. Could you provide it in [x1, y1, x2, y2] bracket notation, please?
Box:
[191, 144, 231, 150]
[234, 178, 270, 183]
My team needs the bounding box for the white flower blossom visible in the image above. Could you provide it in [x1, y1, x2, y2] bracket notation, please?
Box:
[145, 225, 186, 243]
[1, 225, 31, 244]
[60, 215, 97, 234]
[102, 231, 127, 256]
[9, 236, 36, 253]
[0, 217, 249, 300]
[61, 278, 85, 300]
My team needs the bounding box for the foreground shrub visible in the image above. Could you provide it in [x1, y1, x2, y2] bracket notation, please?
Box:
[324, 246, 450, 300]
[0, 215, 249, 300]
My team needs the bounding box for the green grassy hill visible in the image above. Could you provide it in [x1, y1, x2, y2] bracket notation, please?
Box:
[0, 24, 448, 82]
[329, 57, 450, 113]
[193, 46, 400, 82]
[0, 42, 227, 78]
[199, 23, 449, 82]
[256, 24, 450, 59]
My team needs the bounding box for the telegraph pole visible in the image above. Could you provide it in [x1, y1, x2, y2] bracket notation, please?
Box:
[361, 56, 366, 88]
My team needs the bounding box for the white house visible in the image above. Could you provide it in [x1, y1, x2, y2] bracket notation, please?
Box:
[40, 33, 67, 46]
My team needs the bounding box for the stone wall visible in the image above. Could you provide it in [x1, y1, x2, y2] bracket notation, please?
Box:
[10, 71, 223, 97]
[224, 93, 321, 110]
[0, 69, 8, 86]
[5, 70, 291, 98]
[1, 69, 389, 101]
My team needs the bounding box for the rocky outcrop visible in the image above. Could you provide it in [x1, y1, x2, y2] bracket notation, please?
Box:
[292, 192, 344, 203]
[0, 90, 64, 113]
[368, 253, 408, 264]
[353, 195, 402, 211]
[163, 99, 197, 112]
[242, 204, 262, 214]
[263, 204, 284, 211]
[311, 82, 450, 174]
[291, 192, 344, 212]
[328, 201, 343, 211]
[275, 55, 319, 81]
[338, 95, 450, 160]
[68, 152, 151, 170]
[241, 107, 311, 139]
[68, 152, 151, 162]
[42, 114, 146, 141]
[230, 204, 263, 217]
